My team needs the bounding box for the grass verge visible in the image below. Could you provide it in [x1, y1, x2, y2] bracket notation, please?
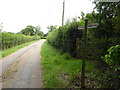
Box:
[41, 41, 99, 88]
[0, 40, 40, 58]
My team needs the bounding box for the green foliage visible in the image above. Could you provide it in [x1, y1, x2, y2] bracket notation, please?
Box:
[20, 25, 35, 36]
[1, 32, 40, 50]
[47, 25, 57, 33]
[80, 11, 85, 19]
[99, 45, 120, 88]
[100, 67, 120, 88]
[34, 26, 44, 37]
[85, 2, 120, 65]
[41, 41, 96, 88]
[0, 40, 38, 58]
[20, 25, 44, 37]
[103, 45, 120, 66]
[46, 2, 120, 88]
[93, 2, 120, 38]
[47, 19, 82, 57]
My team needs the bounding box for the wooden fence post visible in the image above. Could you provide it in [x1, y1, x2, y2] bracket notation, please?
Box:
[76, 38, 80, 58]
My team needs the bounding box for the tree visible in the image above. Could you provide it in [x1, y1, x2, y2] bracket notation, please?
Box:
[20, 25, 35, 36]
[81, 11, 85, 19]
[93, 2, 120, 38]
[35, 26, 41, 35]
[34, 26, 44, 37]
[47, 25, 57, 33]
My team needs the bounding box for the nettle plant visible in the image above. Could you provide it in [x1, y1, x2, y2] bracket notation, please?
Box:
[103, 45, 120, 66]
[102, 45, 120, 88]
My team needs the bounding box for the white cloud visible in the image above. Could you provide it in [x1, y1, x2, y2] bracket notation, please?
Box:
[0, 0, 95, 34]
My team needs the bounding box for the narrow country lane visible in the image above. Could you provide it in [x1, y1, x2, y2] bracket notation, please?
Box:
[0, 40, 45, 88]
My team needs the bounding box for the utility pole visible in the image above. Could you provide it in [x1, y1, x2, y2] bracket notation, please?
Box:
[62, 0, 65, 26]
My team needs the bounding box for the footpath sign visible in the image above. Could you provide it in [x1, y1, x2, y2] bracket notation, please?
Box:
[78, 19, 99, 88]
[78, 23, 99, 30]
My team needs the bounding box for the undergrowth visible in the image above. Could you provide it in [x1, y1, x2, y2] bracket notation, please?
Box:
[41, 41, 100, 88]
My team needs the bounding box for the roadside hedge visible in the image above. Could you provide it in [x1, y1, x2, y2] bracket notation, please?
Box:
[47, 20, 82, 57]
[0, 32, 40, 50]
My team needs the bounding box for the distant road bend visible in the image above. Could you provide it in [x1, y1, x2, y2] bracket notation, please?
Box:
[0, 39, 45, 88]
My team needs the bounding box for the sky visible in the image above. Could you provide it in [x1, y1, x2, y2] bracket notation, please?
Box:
[0, 0, 95, 34]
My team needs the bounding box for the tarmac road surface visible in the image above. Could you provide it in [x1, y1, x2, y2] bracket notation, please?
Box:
[0, 39, 45, 88]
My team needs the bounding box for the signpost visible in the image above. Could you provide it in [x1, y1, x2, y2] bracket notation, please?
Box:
[78, 23, 99, 30]
[78, 19, 98, 88]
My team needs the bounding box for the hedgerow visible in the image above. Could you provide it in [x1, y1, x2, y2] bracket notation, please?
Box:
[46, 18, 120, 88]
[47, 19, 82, 57]
[1, 32, 40, 50]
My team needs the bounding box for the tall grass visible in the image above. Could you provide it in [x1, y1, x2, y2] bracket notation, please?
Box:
[41, 41, 97, 88]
